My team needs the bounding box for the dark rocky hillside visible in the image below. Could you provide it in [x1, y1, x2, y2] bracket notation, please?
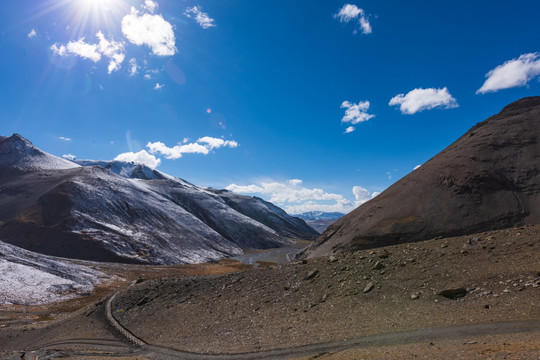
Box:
[302, 97, 540, 258]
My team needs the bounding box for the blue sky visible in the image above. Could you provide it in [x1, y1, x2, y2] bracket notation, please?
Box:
[1, 0, 540, 214]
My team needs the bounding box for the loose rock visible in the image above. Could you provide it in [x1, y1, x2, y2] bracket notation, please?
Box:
[363, 283, 374, 293]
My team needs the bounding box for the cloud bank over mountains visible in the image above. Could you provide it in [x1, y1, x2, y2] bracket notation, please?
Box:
[227, 180, 379, 214]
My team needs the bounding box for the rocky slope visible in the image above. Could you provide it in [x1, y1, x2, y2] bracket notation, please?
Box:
[0, 134, 316, 265]
[0, 241, 104, 305]
[302, 96, 540, 259]
[110, 225, 539, 354]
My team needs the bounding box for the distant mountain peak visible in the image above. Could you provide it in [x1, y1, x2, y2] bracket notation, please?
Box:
[1, 133, 39, 153]
[0, 133, 79, 173]
[73, 159, 174, 181]
[295, 211, 345, 221]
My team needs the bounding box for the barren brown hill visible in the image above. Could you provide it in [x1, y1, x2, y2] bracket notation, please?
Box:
[302, 96, 540, 259]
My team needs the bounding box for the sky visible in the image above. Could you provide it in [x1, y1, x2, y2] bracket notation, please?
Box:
[1, 0, 540, 215]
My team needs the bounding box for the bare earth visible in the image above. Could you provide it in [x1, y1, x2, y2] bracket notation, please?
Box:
[0, 225, 539, 359]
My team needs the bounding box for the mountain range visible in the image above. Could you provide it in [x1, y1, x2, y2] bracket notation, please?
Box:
[295, 211, 345, 233]
[0, 134, 318, 265]
[302, 96, 540, 259]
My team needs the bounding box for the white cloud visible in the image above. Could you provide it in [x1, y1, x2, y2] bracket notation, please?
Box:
[227, 181, 343, 204]
[58, 136, 72, 142]
[129, 58, 138, 76]
[96, 32, 125, 74]
[50, 33, 125, 73]
[142, 0, 158, 13]
[284, 200, 353, 215]
[288, 179, 303, 186]
[352, 185, 378, 206]
[122, 7, 177, 56]
[144, 74, 151, 79]
[476, 53, 540, 94]
[340, 100, 375, 125]
[414, 164, 421, 170]
[62, 154, 76, 160]
[154, 82, 164, 89]
[197, 136, 238, 149]
[51, 39, 100, 62]
[184, 6, 216, 29]
[226, 180, 379, 214]
[114, 150, 161, 169]
[389, 87, 458, 114]
[344, 126, 355, 134]
[27, 29, 37, 38]
[226, 184, 265, 193]
[334, 4, 372, 34]
[147, 136, 238, 159]
[352, 185, 370, 205]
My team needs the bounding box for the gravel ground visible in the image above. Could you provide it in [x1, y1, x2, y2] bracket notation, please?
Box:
[113, 225, 539, 354]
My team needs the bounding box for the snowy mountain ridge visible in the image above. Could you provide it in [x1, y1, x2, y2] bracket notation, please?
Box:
[0, 241, 105, 305]
[0, 134, 318, 265]
[0, 134, 80, 172]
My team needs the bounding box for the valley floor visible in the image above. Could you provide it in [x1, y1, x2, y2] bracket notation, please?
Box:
[0, 226, 539, 359]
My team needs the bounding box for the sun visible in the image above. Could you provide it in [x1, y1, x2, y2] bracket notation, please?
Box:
[63, 0, 129, 35]
[78, 0, 117, 12]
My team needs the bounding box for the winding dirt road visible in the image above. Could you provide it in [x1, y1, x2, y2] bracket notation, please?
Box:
[27, 293, 539, 360]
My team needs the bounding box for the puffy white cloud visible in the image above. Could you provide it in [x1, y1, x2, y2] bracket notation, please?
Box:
[352, 185, 370, 205]
[225, 184, 264, 193]
[96, 32, 125, 74]
[50, 33, 125, 73]
[184, 6, 216, 29]
[129, 58, 138, 76]
[62, 154, 76, 160]
[147, 136, 238, 159]
[476, 53, 540, 94]
[51, 39, 100, 62]
[58, 136, 72, 142]
[27, 29, 37, 38]
[226, 180, 379, 214]
[352, 185, 378, 206]
[114, 150, 161, 169]
[144, 74, 151, 79]
[344, 126, 355, 134]
[197, 136, 238, 149]
[154, 83, 164, 89]
[122, 7, 176, 56]
[414, 164, 421, 170]
[389, 87, 458, 114]
[334, 4, 372, 34]
[142, 0, 158, 13]
[340, 100, 375, 125]
[288, 179, 303, 186]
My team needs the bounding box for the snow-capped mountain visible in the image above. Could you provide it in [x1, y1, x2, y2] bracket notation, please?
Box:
[0, 134, 317, 265]
[73, 159, 172, 180]
[294, 212, 345, 233]
[0, 134, 79, 172]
